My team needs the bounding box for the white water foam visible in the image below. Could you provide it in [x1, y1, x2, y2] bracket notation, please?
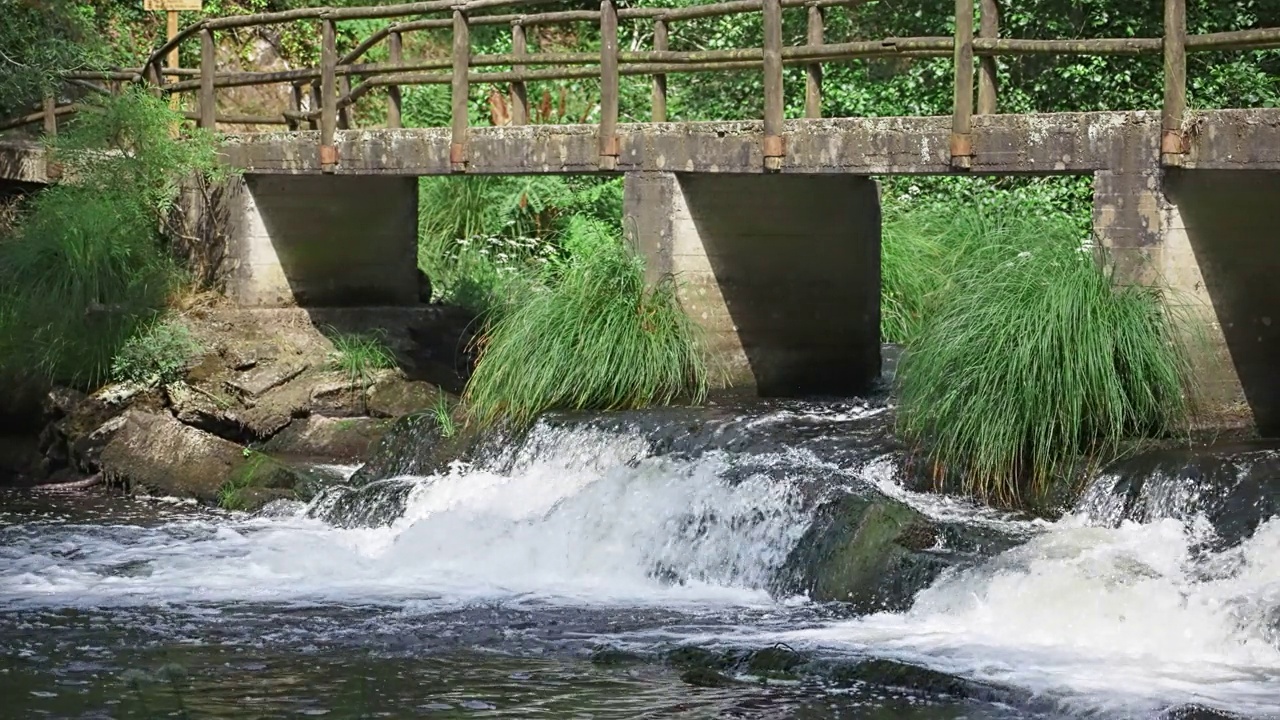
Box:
[1, 418, 1277, 716]
[0, 425, 809, 609]
[764, 513, 1280, 716]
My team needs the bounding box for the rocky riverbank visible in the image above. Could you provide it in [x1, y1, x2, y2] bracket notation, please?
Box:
[0, 304, 476, 510]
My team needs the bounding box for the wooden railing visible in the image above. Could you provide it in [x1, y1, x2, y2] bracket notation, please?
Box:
[4, 0, 1279, 172]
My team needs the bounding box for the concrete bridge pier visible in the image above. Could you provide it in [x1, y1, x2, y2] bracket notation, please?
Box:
[222, 174, 421, 307]
[624, 172, 882, 396]
[1096, 165, 1280, 432]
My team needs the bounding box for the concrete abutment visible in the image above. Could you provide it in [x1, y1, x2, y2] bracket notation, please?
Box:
[625, 171, 881, 396]
[224, 174, 420, 307]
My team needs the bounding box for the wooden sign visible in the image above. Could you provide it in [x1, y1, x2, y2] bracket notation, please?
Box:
[144, 0, 202, 10]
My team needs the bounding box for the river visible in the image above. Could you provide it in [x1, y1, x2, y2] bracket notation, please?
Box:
[1, 401, 1277, 719]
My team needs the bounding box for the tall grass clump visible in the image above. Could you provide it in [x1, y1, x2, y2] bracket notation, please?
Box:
[0, 88, 221, 388]
[894, 207, 1194, 506]
[464, 217, 708, 428]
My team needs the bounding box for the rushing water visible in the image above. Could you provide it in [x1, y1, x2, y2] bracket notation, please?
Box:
[1, 401, 1277, 719]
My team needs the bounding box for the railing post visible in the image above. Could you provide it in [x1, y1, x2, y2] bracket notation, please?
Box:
[309, 82, 321, 131]
[1162, 0, 1187, 165]
[386, 29, 401, 128]
[805, 4, 823, 119]
[42, 94, 57, 137]
[510, 22, 529, 125]
[599, 0, 620, 170]
[652, 18, 668, 122]
[200, 27, 217, 130]
[951, 0, 975, 169]
[451, 9, 470, 172]
[762, 0, 784, 171]
[977, 0, 998, 115]
[321, 17, 339, 171]
[287, 82, 302, 130]
[387, 30, 403, 129]
[338, 76, 353, 130]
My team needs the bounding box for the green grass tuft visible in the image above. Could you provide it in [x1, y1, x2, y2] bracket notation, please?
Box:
[326, 329, 397, 390]
[463, 217, 709, 428]
[892, 202, 1195, 507]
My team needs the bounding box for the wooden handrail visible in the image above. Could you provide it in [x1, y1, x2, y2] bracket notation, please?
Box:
[5, 0, 1279, 179]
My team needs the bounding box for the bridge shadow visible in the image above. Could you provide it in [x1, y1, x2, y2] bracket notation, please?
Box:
[674, 173, 881, 396]
[1166, 169, 1280, 435]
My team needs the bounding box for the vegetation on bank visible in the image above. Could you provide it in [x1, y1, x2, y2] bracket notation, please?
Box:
[3, 0, 1261, 510]
[883, 190, 1195, 505]
[0, 89, 222, 391]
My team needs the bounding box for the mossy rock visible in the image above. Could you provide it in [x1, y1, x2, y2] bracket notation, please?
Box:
[679, 667, 738, 688]
[348, 412, 483, 486]
[744, 645, 806, 679]
[771, 492, 947, 611]
[589, 647, 646, 666]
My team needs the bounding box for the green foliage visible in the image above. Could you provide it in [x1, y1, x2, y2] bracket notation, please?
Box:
[893, 200, 1195, 507]
[0, 0, 99, 117]
[110, 317, 202, 386]
[0, 89, 221, 389]
[326, 329, 397, 390]
[417, 175, 623, 315]
[880, 176, 1092, 344]
[464, 217, 709, 428]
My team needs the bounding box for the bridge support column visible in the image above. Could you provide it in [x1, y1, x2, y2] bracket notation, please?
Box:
[1095, 167, 1270, 431]
[223, 174, 420, 307]
[624, 171, 881, 396]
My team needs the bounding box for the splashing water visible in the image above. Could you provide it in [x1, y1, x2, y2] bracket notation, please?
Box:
[0, 404, 1277, 718]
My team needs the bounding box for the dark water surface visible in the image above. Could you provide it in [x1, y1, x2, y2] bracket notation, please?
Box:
[2, 403, 1277, 719]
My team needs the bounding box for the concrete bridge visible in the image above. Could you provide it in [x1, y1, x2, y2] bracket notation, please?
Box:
[4, 0, 1280, 429]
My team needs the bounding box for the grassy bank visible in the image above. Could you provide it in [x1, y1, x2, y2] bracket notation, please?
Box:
[883, 181, 1195, 507]
[0, 90, 221, 391]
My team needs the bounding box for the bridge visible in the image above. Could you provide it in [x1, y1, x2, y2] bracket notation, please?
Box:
[4, 0, 1280, 428]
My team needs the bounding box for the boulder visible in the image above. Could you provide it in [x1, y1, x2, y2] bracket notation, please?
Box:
[262, 415, 391, 462]
[365, 375, 443, 418]
[100, 411, 247, 501]
[348, 412, 480, 486]
[99, 411, 308, 505]
[771, 492, 949, 610]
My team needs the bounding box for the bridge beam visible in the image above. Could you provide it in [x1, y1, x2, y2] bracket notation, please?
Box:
[625, 171, 881, 396]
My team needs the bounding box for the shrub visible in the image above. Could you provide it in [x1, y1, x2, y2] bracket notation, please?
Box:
[0, 89, 221, 388]
[894, 210, 1194, 507]
[110, 318, 202, 386]
[464, 217, 709, 428]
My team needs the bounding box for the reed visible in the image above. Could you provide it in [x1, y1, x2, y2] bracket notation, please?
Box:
[463, 216, 708, 428]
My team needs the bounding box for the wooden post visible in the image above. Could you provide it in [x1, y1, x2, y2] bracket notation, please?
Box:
[951, 0, 975, 169]
[321, 17, 338, 170]
[599, 0, 620, 170]
[1162, 0, 1187, 164]
[199, 27, 216, 129]
[167, 10, 181, 110]
[805, 4, 823, 119]
[510, 23, 529, 125]
[42, 94, 57, 137]
[762, 0, 784, 171]
[652, 18, 668, 122]
[977, 0, 998, 114]
[287, 82, 302, 130]
[387, 31, 403, 129]
[450, 9, 470, 172]
[309, 82, 321, 131]
[338, 75, 353, 130]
